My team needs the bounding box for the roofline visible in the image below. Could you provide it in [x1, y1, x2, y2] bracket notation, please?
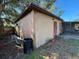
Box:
[15, 3, 64, 23]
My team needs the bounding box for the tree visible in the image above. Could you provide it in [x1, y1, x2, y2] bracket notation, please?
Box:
[23, 0, 56, 12]
[0, 0, 63, 24]
[0, 0, 25, 22]
[0, 0, 56, 21]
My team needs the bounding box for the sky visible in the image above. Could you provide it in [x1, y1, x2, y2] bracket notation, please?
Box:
[55, 0, 79, 21]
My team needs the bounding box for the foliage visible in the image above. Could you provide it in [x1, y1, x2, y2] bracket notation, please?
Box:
[3, 20, 15, 28]
[0, 0, 63, 27]
[0, 0, 56, 22]
[24, 51, 44, 59]
[0, 0, 25, 22]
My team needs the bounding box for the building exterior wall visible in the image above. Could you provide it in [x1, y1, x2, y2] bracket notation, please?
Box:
[17, 11, 34, 39]
[34, 11, 54, 48]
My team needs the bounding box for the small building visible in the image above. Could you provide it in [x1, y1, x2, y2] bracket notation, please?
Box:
[63, 22, 79, 34]
[74, 22, 79, 30]
[15, 3, 63, 48]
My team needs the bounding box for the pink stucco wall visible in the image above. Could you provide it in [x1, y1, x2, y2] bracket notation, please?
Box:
[34, 11, 54, 48]
[17, 11, 34, 38]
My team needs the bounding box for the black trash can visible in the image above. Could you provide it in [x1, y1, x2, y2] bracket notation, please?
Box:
[23, 38, 33, 54]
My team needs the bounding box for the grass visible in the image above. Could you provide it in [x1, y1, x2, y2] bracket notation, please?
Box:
[23, 51, 44, 59]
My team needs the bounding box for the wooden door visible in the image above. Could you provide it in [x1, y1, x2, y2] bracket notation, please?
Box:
[54, 22, 57, 36]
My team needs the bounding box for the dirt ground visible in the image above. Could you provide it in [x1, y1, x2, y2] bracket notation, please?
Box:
[0, 36, 24, 59]
[24, 36, 79, 59]
[1, 35, 79, 59]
